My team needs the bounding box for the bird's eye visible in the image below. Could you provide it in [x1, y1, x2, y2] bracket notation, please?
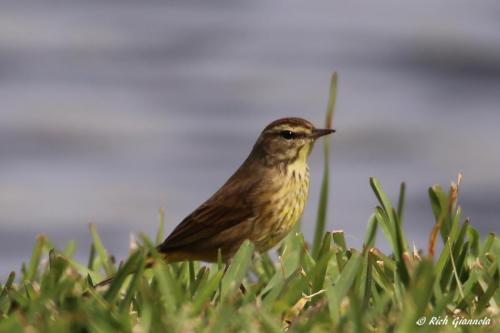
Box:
[280, 130, 296, 140]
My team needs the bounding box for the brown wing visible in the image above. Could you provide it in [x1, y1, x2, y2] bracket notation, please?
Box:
[157, 168, 263, 257]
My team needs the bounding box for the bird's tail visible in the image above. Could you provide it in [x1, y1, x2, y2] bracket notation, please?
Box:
[93, 255, 157, 288]
[94, 276, 114, 288]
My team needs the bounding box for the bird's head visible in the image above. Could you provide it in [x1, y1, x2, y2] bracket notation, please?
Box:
[252, 117, 335, 165]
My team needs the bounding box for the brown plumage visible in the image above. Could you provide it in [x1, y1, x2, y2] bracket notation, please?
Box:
[157, 117, 334, 262]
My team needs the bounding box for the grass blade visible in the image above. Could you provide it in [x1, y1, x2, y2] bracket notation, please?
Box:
[312, 72, 338, 258]
[156, 208, 165, 245]
[24, 235, 45, 282]
[327, 252, 362, 324]
[221, 240, 254, 300]
[103, 250, 144, 303]
[89, 224, 114, 276]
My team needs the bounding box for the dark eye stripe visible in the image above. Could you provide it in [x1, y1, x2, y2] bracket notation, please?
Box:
[276, 130, 308, 140]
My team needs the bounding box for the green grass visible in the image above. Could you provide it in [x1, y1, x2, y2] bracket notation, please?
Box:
[1, 75, 499, 332]
[1, 178, 497, 333]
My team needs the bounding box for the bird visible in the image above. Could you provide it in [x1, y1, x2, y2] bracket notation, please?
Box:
[94, 117, 334, 287]
[156, 117, 335, 262]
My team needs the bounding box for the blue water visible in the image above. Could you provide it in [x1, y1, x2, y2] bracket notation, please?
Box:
[1, 0, 500, 276]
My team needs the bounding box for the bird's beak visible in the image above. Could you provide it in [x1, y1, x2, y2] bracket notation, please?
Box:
[310, 128, 335, 140]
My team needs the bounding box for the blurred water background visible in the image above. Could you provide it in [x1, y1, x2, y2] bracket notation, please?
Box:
[1, 0, 500, 276]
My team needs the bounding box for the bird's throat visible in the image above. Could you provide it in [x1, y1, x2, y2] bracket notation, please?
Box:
[285, 158, 309, 182]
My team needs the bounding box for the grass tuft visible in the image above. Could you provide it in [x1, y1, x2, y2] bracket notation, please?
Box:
[1, 182, 498, 333]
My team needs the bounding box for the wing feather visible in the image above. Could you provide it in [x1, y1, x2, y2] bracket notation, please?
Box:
[157, 169, 263, 254]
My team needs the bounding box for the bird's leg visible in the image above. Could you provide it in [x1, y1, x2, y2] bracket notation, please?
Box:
[221, 259, 247, 294]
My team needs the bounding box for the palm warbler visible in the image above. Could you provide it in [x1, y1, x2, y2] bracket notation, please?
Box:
[157, 117, 334, 262]
[93, 117, 334, 287]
